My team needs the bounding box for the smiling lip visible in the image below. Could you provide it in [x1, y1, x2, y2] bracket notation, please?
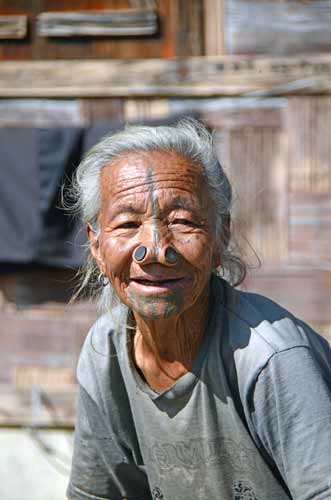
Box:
[130, 277, 185, 292]
[131, 277, 183, 286]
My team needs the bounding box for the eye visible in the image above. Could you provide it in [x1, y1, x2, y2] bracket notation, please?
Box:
[116, 221, 140, 229]
[171, 218, 196, 227]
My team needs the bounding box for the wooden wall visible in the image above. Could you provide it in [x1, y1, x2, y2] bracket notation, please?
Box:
[1, 0, 331, 427]
[0, 0, 203, 60]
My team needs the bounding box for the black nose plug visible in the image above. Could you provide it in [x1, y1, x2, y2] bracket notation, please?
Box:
[134, 246, 147, 262]
[133, 245, 179, 264]
[165, 246, 178, 264]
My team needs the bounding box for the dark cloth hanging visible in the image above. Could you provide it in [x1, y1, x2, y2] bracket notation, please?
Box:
[36, 127, 85, 267]
[0, 128, 41, 263]
[0, 127, 84, 267]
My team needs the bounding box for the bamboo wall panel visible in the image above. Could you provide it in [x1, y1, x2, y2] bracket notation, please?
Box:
[289, 193, 331, 264]
[288, 97, 331, 193]
[1, 91, 331, 426]
[227, 0, 331, 55]
[286, 97, 331, 266]
[226, 128, 288, 267]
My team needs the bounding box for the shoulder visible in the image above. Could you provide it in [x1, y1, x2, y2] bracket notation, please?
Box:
[76, 305, 128, 396]
[219, 279, 331, 393]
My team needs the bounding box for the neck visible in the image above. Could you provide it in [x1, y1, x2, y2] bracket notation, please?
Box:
[131, 282, 211, 392]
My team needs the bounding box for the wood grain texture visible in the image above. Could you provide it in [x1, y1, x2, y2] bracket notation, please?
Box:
[288, 97, 331, 193]
[200, 97, 287, 129]
[226, 127, 288, 267]
[0, 99, 86, 127]
[1, 54, 331, 97]
[289, 193, 331, 265]
[227, 0, 331, 55]
[0, 297, 95, 426]
[0, 0, 203, 60]
[36, 8, 158, 37]
[0, 15, 27, 39]
[204, 0, 225, 55]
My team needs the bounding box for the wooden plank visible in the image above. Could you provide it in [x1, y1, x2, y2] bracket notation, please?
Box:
[36, 8, 158, 37]
[1, 54, 331, 97]
[200, 98, 286, 129]
[289, 193, 331, 265]
[81, 98, 124, 123]
[0, 300, 94, 426]
[204, 0, 225, 55]
[124, 99, 170, 121]
[226, 127, 288, 267]
[288, 97, 331, 193]
[0, 15, 27, 39]
[159, 0, 203, 58]
[227, 0, 331, 55]
[0, 99, 85, 127]
[0, 0, 203, 60]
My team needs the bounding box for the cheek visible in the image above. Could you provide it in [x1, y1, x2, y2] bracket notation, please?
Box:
[175, 233, 214, 270]
[99, 236, 133, 279]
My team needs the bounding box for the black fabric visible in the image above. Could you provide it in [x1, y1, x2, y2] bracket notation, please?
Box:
[0, 128, 41, 263]
[36, 127, 85, 267]
[0, 127, 84, 267]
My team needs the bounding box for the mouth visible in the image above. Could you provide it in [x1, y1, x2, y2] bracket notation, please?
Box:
[130, 277, 183, 287]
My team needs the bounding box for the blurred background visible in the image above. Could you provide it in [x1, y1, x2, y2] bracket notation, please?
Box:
[0, 0, 331, 498]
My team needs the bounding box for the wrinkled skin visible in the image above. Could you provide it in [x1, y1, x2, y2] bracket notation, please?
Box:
[88, 150, 220, 391]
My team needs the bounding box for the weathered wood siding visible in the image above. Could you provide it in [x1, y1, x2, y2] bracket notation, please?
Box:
[226, 0, 331, 55]
[0, 0, 203, 60]
[2, 55, 331, 97]
[1, 0, 331, 427]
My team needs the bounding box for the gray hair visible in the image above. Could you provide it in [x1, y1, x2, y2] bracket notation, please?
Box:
[70, 119, 247, 308]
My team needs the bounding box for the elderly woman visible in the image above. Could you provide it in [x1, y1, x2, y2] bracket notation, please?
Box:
[67, 120, 331, 500]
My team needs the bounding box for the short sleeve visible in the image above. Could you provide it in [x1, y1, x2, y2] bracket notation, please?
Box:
[67, 385, 151, 500]
[252, 346, 331, 500]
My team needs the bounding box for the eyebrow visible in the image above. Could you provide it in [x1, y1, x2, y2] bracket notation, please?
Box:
[110, 204, 145, 218]
[169, 197, 199, 212]
[108, 196, 199, 218]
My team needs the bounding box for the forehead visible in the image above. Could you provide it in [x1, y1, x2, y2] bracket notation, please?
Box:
[99, 150, 208, 202]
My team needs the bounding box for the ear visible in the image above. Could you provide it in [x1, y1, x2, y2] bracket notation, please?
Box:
[86, 225, 106, 275]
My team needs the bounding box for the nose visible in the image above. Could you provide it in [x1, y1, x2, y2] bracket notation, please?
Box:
[133, 244, 179, 266]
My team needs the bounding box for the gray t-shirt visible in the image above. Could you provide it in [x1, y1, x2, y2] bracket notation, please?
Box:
[67, 276, 331, 500]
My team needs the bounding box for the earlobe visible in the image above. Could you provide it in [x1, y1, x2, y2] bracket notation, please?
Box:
[86, 224, 106, 274]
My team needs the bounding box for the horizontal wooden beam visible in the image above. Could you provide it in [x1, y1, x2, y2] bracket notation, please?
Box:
[0, 15, 27, 39]
[1, 54, 331, 97]
[36, 8, 157, 37]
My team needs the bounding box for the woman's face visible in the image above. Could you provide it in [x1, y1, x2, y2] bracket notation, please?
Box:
[89, 150, 220, 320]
